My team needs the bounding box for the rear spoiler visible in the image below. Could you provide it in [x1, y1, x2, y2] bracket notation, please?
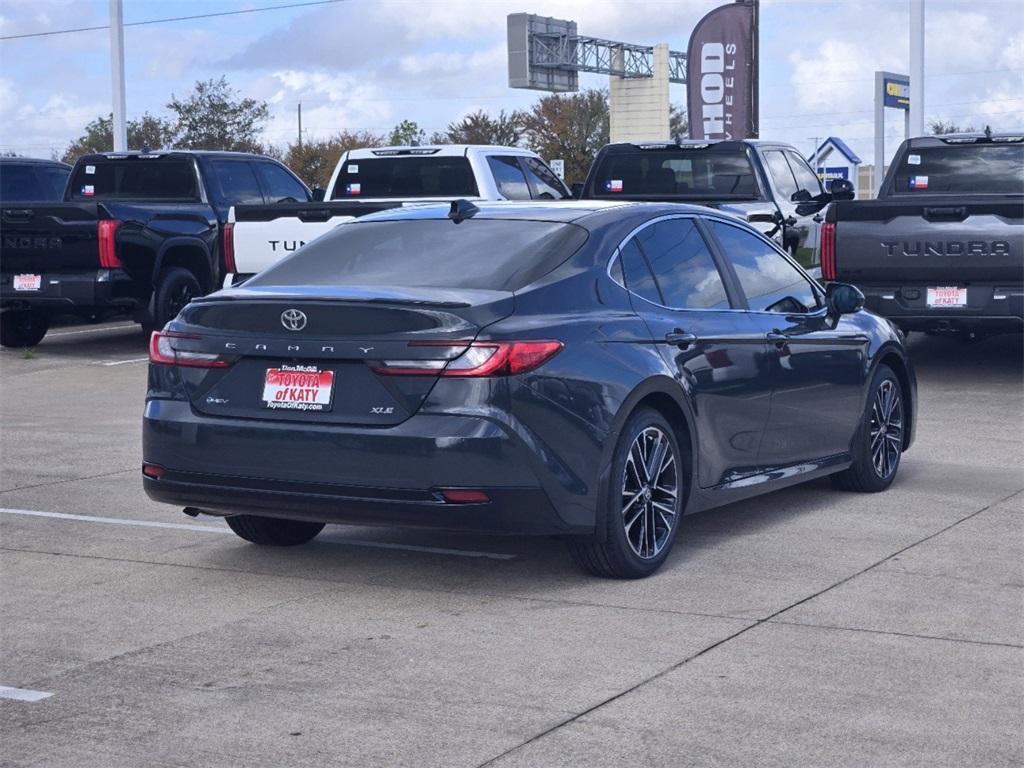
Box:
[230, 201, 400, 224]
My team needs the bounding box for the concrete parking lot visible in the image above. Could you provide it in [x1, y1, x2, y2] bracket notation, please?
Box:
[0, 323, 1021, 767]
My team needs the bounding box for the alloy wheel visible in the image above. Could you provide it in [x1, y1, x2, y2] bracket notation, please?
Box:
[621, 426, 679, 559]
[869, 379, 903, 479]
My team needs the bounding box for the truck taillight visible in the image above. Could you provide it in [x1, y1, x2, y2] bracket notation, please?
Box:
[222, 222, 237, 273]
[372, 340, 563, 377]
[820, 222, 836, 281]
[98, 219, 122, 268]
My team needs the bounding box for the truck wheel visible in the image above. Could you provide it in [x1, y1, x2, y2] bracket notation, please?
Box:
[225, 515, 324, 546]
[151, 267, 201, 329]
[1, 309, 50, 348]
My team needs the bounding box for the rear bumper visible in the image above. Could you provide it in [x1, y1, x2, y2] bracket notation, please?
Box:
[859, 284, 1024, 332]
[142, 399, 584, 535]
[0, 270, 137, 314]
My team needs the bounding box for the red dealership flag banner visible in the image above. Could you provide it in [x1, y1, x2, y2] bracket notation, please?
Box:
[686, 0, 759, 140]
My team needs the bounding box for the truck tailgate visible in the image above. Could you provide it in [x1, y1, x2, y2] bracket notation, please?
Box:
[1, 203, 102, 273]
[230, 201, 399, 277]
[831, 198, 1023, 284]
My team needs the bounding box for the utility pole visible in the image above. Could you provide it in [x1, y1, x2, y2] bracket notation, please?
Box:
[109, 0, 127, 151]
[809, 136, 820, 173]
[297, 102, 303, 148]
[909, 0, 925, 136]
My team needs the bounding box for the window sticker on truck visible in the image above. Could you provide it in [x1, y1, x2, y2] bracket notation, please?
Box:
[346, 183, 361, 195]
[348, 165, 358, 174]
[907, 154, 921, 165]
[909, 176, 928, 190]
[605, 179, 623, 193]
[81, 185, 95, 196]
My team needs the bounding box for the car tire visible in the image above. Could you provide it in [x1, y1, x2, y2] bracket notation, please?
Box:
[567, 407, 686, 579]
[225, 515, 325, 546]
[0, 309, 50, 348]
[832, 364, 904, 493]
[150, 267, 201, 330]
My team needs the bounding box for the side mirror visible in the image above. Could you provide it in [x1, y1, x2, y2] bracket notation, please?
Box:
[746, 210, 778, 224]
[826, 282, 865, 316]
[570, 182, 584, 199]
[827, 178, 855, 200]
[790, 189, 813, 203]
[311, 186, 326, 202]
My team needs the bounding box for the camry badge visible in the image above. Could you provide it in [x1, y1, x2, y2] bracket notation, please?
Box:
[281, 309, 307, 331]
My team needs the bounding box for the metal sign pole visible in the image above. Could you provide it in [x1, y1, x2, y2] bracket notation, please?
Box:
[909, 0, 925, 137]
[874, 71, 885, 197]
[109, 0, 127, 152]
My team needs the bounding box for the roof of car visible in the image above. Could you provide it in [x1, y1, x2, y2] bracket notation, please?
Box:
[74, 149, 278, 162]
[344, 145, 539, 159]
[905, 132, 1024, 147]
[353, 199, 719, 225]
[0, 156, 71, 168]
[600, 139, 796, 152]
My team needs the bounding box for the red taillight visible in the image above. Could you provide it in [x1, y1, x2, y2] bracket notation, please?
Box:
[142, 464, 165, 479]
[439, 489, 490, 504]
[372, 340, 563, 377]
[222, 222, 236, 273]
[98, 219, 122, 268]
[820, 222, 836, 281]
[149, 331, 232, 368]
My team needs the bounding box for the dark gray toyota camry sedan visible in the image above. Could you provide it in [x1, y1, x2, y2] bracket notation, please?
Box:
[143, 200, 916, 578]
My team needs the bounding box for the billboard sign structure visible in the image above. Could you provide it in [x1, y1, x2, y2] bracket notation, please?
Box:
[686, 0, 759, 140]
[874, 70, 911, 195]
[883, 74, 910, 110]
[507, 14, 579, 92]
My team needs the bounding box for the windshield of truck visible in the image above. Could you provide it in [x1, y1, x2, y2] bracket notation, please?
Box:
[589, 147, 762, 200]
[330, 156, 479, 199]
[891, 143, 1024, 195]
[67, 157, 199, 201]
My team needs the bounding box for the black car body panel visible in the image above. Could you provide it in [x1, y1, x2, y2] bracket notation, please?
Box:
[143, 202, 916, 537]
[828, 134, 1024, 333]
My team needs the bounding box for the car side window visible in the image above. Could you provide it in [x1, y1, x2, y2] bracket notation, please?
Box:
[785, 151, 823, 196]
[763, 150, 799, 201]
[487, 156, 532, 200]
[521, 157, 569, 199]
[709, 220, 821, 313]
[257, 162, 309, 202]
[617, 238, 663, 305]
[633, 218, 729, 309]
[210, 160, 264, 205]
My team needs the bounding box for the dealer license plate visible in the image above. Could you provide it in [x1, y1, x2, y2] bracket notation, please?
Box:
[926, 286, 967, 308]
[13, 274, 41, 291]
[261, 365, 334, 411]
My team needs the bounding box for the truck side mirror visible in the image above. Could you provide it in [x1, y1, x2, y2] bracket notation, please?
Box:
[827, 178, 855, 200]
[790, 189, 813, 203]
[825, 282, 865, 316]
[311, 186, 326, 202]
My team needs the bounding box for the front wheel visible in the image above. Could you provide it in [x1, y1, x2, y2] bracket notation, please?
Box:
[225, 515, 324, 546]
[832, 364, 905, 492]
[1, 309, 50, 348]
[567, 407, 685, 579]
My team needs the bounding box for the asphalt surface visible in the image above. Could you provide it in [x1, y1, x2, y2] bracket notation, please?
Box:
[0, 322, 1021, 767]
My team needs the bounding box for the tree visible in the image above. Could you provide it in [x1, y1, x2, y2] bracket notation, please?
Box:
[62, 112, 177, 164]
[929, 119, 977, 135]
[436, 109, 525, 146]
[388, 119, 426, 146]
[670, 104, 688, 139]
[521, 89, 609, 185]
[167, 76, 269, 152]
[281, 130, 386, 189]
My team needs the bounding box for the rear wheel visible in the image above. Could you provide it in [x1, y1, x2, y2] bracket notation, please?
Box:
[150, 267, 201, 330]
[832, 364, 904, 492]
[225, 515, 324, 546]
[1, 309, 50, 348]
[568, 407, 685, 579]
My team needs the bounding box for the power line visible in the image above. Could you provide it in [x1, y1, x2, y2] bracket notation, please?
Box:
[0, 0, 347, 41]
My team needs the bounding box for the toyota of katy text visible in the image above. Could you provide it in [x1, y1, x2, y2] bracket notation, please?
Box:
[143, 200, 916, 578]
[823, 131, 1023, 336]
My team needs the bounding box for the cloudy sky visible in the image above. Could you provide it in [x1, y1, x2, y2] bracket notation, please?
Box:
[1, 0, 1021, 165]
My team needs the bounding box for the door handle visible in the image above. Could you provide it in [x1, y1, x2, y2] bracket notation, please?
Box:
[812, 214, 823, 223]
[767, 329, 789, 344]
[665, 329, 698, 348]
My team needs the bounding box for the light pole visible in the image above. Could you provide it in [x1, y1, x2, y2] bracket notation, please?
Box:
[110, 0, 127, 151]
[909, 0, 925, 137]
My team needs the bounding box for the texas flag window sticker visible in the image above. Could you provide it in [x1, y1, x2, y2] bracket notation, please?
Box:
[909, 175, 929, 190]
[346, 183, 361, 195]
[81, 185, 95, 197]
[605, 179, 623, 193]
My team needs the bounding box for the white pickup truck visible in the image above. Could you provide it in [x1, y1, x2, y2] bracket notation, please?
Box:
[226, 144, 570, 283]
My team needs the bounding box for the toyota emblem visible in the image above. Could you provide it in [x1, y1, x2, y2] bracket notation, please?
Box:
[281, 309, 307, 331]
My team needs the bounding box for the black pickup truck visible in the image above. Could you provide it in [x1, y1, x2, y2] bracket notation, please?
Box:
[0, 156, 71, 202]
[824, 132, 1023, 336]
[0, 150, 311, 347]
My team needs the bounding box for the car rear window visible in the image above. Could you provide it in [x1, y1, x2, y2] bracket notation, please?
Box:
[891, 143, 1024, 195]
[331, 157, 479, 199]
[590, 147, 761, 200]
[0, 164, 68, 201]
[68, 157, 199, 201]
[247, 219, 588, 292]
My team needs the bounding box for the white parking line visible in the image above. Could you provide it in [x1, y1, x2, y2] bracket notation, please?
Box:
[45, 324, 137, 338]
[0, 686, 53, 702]
[0, 507, 516, 560]
[99, 357, 149, 367]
